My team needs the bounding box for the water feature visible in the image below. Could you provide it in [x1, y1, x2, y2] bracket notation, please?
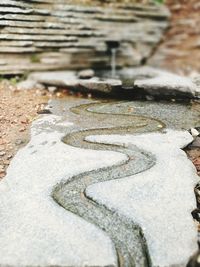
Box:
[111, 48, 117, 78]
[106, 41, 120, 79]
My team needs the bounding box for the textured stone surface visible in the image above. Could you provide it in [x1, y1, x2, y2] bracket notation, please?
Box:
[122, 66, 199, 98]
[149, 0, 200, 74]
[29, 71, 78, 87]
[27, 67, 200, 99]
[17, 79, 44, 90]
[85, 130, 198, 267]
[0, 98, 199, 266]
[28, 71, 122, 94]
[0, 113, 120, 266]
[0, 0, 169, 74]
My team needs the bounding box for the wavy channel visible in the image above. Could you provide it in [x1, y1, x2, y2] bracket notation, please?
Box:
[52, 101, 166, 267]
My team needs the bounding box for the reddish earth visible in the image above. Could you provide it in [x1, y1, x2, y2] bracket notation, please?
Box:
[150, 0, 200, 75]
[0, 81, 50, 179]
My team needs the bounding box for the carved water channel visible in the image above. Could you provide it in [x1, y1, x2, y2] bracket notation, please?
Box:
[52, 99, 200, 267]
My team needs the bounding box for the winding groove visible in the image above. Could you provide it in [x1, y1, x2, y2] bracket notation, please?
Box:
[52, 101, 166, 267]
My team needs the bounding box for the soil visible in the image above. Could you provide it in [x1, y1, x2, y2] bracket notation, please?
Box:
[150, 0, 200, 75]
[186, 148, 200, 176]
[0, 82, 91, 180]
[0, 80, 50, 179]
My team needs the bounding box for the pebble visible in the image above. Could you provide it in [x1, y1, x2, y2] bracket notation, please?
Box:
[48, 86, 57, 93]
[78, 69, 95, 79]
[37, 109, 52, 114]
[0, 165, 4, 172]
[0, 151, 6, 157]
[15, 139, 24, 146]
[19, 127, 26, 132]
[0, 172, 6, 179]
[0, 146, 5, 151]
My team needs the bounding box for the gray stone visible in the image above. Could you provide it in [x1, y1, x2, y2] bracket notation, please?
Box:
[192, 74, 200, 98]
[189, 136, 200, 148]
[0, 113, 118, 267]
[0, 98, 199, 266]
[28, 71, 78, 87]
[122, 67, 198, 98]
[78, 69, 95, 79]
[78, 77, 122, 94]
[0, 0, 169, 74]
[17, 79, 44, 90]
[28, 71, 121, 94]
[85, 130, 198, 267]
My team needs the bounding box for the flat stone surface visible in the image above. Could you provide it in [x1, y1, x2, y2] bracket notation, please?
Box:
[26, 67, 200, 99]
[85, 130, 198, 267]
[17, 79, 44, 90]
[0, 113, 121, 266]
[133, 67, 199, 98]
[0, 98, 199, 267]
[29, 71, 78, 87]
[78, 77, 122, 94]
[28, 71, 122, 94]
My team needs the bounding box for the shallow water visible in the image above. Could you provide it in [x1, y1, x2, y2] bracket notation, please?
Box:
[51, 97, 200, 130]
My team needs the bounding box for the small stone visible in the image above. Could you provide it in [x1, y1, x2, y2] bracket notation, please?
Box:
[0, 165, 4, 172]
[78, 69, 95, 79]
[7, 154, 13, 160]
[56, 92, 62, 98]
[3, 160, 10, 166]
[48, 86, 57, 93]
[20, 116, 29, 124]
[37, 109, 52, 114]
[17, 80, 37, 90]
[190, 128, 200, 137]
[0, 146, 5, 151]
[15, 139, 25, 146]
[19, 127, 26, 132]
[189, 137, 200, 148]
[0, 172, 6, 179]
[0, 151, 6, 157]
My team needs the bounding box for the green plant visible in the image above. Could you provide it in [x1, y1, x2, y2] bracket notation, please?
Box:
[153, 0, 164, 3]
[30, 54, 41, 63]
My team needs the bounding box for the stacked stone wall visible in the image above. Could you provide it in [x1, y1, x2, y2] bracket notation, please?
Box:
[0, 0, 169, 74]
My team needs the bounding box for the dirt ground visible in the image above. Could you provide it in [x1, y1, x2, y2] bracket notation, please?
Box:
[0, 81, 50, 179]
[151, 0, 200, 75]
[186, 148, 200, 176]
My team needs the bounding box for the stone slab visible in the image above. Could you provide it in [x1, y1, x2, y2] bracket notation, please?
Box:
[85, 130, 199, 267]
[0, 113, 123, 266]
[0, 98, 199, 267]
[132, 67, 199, 98]
[28, 71, 122, 94]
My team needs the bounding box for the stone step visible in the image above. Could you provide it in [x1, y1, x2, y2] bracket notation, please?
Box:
[0, 33, 78, 41]
[3, 27, 104, 37]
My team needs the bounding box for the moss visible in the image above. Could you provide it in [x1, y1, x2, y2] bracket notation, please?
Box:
[30, 54, 41, 63]
[153, 0, 164, 4]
